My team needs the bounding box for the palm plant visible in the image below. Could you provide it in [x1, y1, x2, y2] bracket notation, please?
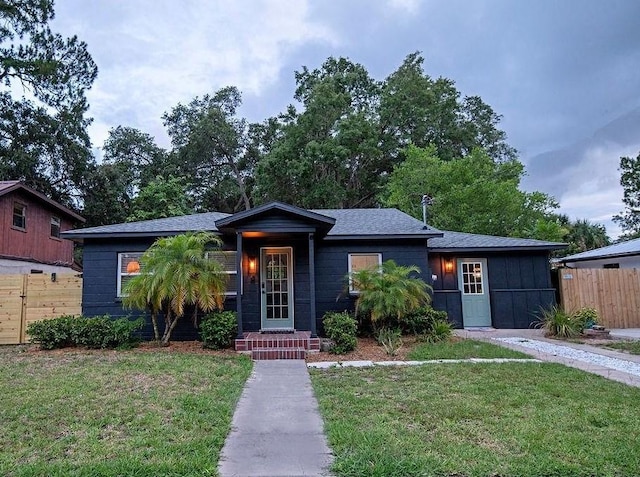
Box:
[349, 259, 431, 330]
[122, 232, 228, 345]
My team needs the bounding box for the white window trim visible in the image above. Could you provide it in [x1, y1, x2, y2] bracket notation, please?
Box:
[50, 216, 61, 238]
[461, 261, 484, 295]
[117, 252, 143, 297]
[348, 252, 382, 294]
[206, 250, 238, 296]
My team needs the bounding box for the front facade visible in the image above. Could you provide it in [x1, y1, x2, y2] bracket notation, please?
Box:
[64, 202, 563, 340]
[0, 181, 84, 274]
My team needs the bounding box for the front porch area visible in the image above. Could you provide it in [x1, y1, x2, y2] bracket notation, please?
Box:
[235, 331, 320, 360]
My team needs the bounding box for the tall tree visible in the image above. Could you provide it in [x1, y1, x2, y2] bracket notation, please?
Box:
[255, 57, 383, 208]
[379, 52, 516, 164]
[613, 151, 640, 239]
[0, 0, 97, 207]
[163, 87, 259, 212]
[126, 175, 193, 222]
[254, 53, 517, 209]
[382, 145, 557, 237]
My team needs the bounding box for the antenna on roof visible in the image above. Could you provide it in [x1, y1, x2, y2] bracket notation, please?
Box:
[421, 194, 433, 229]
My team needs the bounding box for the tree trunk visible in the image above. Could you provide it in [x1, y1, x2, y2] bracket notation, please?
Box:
[150, 309, 160, 341]
[161, 310, 181, 346]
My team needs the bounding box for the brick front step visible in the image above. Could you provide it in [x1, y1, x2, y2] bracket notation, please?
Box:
[236, 331, 320, 359]
[251, 348, 307, 360]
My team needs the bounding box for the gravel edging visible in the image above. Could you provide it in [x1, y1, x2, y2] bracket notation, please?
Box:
[495, 337, 640, 377]
[307, 358, 541, 369]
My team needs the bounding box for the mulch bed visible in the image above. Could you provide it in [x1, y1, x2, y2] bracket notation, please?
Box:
[8, 336, 428, 361]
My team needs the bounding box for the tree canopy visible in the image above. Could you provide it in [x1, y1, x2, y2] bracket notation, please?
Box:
[382, 145, 557, 238]
[0, 0, 97, 207]
[614, 151, 640, 240]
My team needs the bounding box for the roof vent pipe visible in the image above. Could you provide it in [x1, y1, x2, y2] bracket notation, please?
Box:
[421, 194, 432, 229]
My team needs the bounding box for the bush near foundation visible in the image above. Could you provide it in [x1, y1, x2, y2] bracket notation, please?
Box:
[323, 311, 358, 354]
[200, 311, 237, 349]
[27, 315, 144, 350]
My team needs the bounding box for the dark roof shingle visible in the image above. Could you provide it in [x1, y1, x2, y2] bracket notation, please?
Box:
[429, 230, 565, 251]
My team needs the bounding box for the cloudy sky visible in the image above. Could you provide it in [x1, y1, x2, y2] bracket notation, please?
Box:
[51, 0, 640, 237]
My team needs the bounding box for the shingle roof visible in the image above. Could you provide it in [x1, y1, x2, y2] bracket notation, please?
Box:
[62, 212, 230, 238]
[556, 237, 640, 262]
[312, 208, 441, 238]
[428, 230, 565, 251]
[0, 181, 85, 222]
[62, 204, 563, 251]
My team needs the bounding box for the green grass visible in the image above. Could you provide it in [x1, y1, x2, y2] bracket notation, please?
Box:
[0, 347, 252, 477]
[599, 340, 640, 355]
[407, 338, 530, 360]
[311, 362, 640, 476]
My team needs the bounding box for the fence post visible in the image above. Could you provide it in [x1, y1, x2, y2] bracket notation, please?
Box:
[19, 274, 28, 344]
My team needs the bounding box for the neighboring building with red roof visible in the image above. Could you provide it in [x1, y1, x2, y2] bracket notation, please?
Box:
[0, 181, 85, 274]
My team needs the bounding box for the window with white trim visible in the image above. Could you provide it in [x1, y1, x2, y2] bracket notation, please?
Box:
[348, 253, 382, 293]
[117, 252, 143, 297]
[50, 216, 61, 238]
[206, 251, 238, 296]
[13, 203, 26, 229]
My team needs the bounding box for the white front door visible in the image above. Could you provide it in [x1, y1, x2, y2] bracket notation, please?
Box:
[458, 258, 492, 327]
[260, 247, 294, 330]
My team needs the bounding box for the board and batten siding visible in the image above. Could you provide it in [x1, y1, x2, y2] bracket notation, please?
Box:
[314, 240, 430, 333]
[430, 251, 556, 329]
[0, 190, 76, 267]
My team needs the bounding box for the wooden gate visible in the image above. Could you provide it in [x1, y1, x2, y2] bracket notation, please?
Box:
[558, 268, 640, 328]
[0, 273, 82, 344]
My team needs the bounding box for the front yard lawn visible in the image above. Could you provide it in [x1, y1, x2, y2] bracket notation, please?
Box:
[407, 338, 530, 360]
[0, 347, 252, 477]
[311, 362, 640, 476]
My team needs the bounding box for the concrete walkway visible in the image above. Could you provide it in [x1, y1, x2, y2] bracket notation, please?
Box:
[218, 360, 333, 477]
[456, 328, 640, 388]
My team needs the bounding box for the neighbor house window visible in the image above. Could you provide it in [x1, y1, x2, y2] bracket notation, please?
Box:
[117, 252, 143, 297]
[13, 203, 26, 229]
[348, 253, 382, 293]
[603, 263, 620, 269]
[207, 251, 238, 296]
[50, 216, 61, 238]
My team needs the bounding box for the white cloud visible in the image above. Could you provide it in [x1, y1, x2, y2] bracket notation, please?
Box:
[387, 0, 421, 15]
[558, 143, 640, 239]
[53, 0, 337, 148]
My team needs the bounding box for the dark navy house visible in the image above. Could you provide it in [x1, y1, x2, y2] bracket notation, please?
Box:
[63, 202, 563, 344]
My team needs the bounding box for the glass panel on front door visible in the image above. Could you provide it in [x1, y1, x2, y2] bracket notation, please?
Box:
[461, 262, 483, 294]
[265, 251, 290, 321]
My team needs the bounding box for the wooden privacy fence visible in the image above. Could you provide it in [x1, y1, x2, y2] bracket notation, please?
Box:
[558, 268, 640, 329]
[0, 273, 82, 345]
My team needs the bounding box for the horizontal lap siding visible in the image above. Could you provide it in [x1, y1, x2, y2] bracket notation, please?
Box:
[430, 251, 555, 329]
[315, 240, 429, 333]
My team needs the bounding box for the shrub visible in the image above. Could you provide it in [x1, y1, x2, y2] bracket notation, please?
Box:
[348, 260, 431, 330]
[376, 327, 403, 356]
[574, 307, 599, 330]
[200, 311, 237, 349]
[27, 315, 144, 350]
[323, 311, 358, 354]
[401, 306, 448, 335]
[27, 315, 76, 350]
[535, 305, 582, 338]
[422, 319, 454, 343]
